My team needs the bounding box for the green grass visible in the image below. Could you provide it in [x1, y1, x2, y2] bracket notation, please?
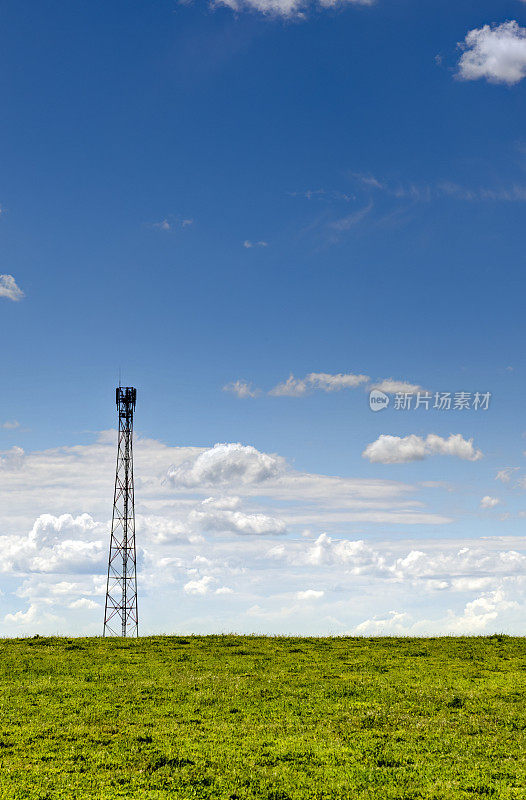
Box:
[0, 636, 525, 799]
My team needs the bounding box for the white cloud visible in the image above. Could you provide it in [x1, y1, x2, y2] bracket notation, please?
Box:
[457, 21, 526, 85]
[4, 603, 40, 624]
[243, 240, 268, 248]
[136, 515, 203, 545]
[0, 431, 500, 635]
[0, 513, 108, 575]
[354, 610, 411, 635]
[190, 507, 287, 536]
[202, 496, 241, 510]
[496, 467, 519, 483]
[297, 589, 324, 600]
[153, 219, 171, 231]
[214, 0, 372, 17]
[446, 590, 520, 633]
[166, 443, 285, 487]
[269, 371, 369, 397]
[215, 586, 234, 595]
[150, 217, 193, 232]
[371, 378, 423, 394]
[2, 420, 20, 430]
[223, 380, 261, 398]
[184, 576, 215, 595]
[0, 274, 24, 302]
[363, 433, 483, 464]
[0, 446, 25, 470]
[353, 588, 522, 636]
[69, 598, 99, 609]
[481, 495, 500, 509]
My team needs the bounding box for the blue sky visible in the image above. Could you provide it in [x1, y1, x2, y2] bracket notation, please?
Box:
[2, 0, 526, 635]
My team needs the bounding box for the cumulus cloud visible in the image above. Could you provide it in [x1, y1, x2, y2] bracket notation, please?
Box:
[363, 433, 483, 464]
[481, 495, 500, 509]
[243, 240, 268, 248]
[0, 432, 500, 635]
[271, 534, 526, 586]
[354, 610, 411, 635]
[223, 380, 261, 398]
[354, 587, 522, 635]
[214, 0, 373, 17]
[457, 21, 526, 85]
[0, 274, 24, 301]
[269, 371, 369, 397]
[166, 443, 285, 487]
[136, 515, 203, 545]
[184, 576, 215, 595]
[297, 589, 324, 600]
[0, 513, 107, 575]
[189, 497, 287, 535]
[191, 506, 287, 536]
[69, 598, 99, 610]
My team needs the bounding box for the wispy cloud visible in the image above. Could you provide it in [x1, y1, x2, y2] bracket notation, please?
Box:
[213, 0, 374, 19]
[148, 216, 194, 232]
[2, 420, 20, 430]
[351, 173, 526, 204]
[0, 275, 24, 302]
[329, 201, 373, 231]
[223, 380, 261, 399]
[496, 467, 520, 484]
[243, 240, 268, 248]
[289, 189, 355, 202]
[223, 371, 426, 399]
[269, 371, 370, 397]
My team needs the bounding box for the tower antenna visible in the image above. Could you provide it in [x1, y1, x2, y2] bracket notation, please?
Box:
[103, 386, 138, 637]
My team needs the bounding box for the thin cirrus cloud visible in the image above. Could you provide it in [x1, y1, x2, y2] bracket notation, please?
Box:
[0, 275, 24, 302]
[213, 0, 373, 18]
[457, 21, 526, 85]
[349, 172, 526, 205]
[363, 433, 483, 464]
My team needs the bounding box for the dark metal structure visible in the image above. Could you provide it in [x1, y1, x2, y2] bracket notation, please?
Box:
[103, 387, 138, 637]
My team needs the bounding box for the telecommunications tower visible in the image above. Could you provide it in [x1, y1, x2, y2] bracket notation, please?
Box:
[103, 387, 139, 637]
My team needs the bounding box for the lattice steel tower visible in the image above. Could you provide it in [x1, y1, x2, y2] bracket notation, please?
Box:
[103, 387, 138, 637]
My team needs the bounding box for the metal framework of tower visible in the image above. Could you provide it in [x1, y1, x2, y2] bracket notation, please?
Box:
[103, 387, 138, 637]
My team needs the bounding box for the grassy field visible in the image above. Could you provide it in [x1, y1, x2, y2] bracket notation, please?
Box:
[0, 636, 524, 799]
